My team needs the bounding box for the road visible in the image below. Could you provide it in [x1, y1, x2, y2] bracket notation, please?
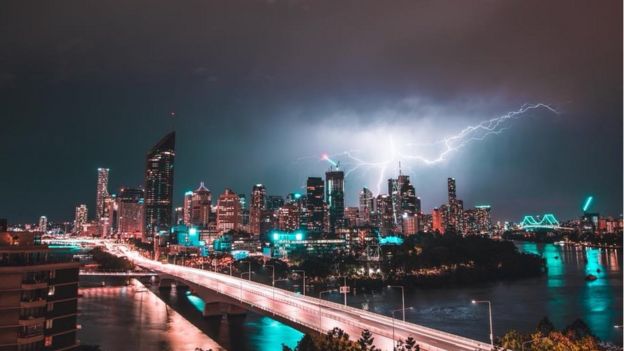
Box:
[104, 243, 493, 351]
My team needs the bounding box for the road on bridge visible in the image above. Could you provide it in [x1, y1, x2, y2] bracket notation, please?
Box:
[104, 243, 492, 351]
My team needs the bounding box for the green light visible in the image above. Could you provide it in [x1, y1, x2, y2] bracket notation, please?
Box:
[294, 193, 302, 199]
[295, 232, 303, 241]
[272, 232, 279, 240]
[185, 190, 193, 196]
[582, 196, 593, 212]
[475, 205, 491, 209]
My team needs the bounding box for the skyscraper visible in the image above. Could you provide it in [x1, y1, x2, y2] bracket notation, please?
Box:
[446, 177, 463, 233]
[96, 168, 110, 220]
[190, 182, 212, 228]
[38, 215, 48, 233]
[306, 177, 325, 233]
[183, 190, 193, 225]
[250, 184, 266, 235]
[325, 169, 345, 232]
[117, 188, 144, 239]
[143, 132, 175, 240]
[217, 188, 241, 233]
[359, 187, 374, 225]
[74, 204, 88, 234]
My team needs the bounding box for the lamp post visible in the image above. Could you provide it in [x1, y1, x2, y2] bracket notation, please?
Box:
[319, 289, 337, 331]
[472, 300, 494, 347]
[388, 285, 405, 321]
[293, 270, 306, 296]
[241, 261, 251, 280]
[265, 264, 275, 299]
[240, 271, 252, 301]
[391, 307, 413, 350]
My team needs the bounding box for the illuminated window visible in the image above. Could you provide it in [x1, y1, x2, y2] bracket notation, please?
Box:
[44, 336, 52, 347]
[48, 286, 55, 296]
[45, 319, 53, 329]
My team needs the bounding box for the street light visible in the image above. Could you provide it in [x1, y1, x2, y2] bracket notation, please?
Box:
[240, 271, 253, 301]
[265, 264, 276, 300]
[391, 307, 413, 350]
[241, 261, 251, 280]
[319, 289, 337, 331]
[293, 270, 306, 296]
[472, 300, 494, 347]
[388, 285, 405, 321]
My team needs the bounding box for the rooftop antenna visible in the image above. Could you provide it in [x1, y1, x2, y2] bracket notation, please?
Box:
[170, 111, 176, 132]
[398, 161, 402, 176]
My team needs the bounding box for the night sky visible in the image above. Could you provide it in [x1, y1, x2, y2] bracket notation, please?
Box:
[1, 1, 621, 224]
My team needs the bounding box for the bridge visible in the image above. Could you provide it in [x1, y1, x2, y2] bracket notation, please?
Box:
[519, 213, 562, 231]
[79, 270, 159, 277]
[101, 243, 492, 351]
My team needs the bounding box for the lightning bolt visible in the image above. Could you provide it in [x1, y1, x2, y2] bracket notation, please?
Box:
[321, 103, 558, 194]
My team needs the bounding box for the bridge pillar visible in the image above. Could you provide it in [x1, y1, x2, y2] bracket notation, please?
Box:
[158, 278, 174, 289]
[202, 302, 247, 317]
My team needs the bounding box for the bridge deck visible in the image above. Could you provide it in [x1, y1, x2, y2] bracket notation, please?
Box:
[107, 243, 492, 351]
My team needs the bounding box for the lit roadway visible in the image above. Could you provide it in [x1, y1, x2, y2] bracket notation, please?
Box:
[98, 242, 492, 351]
[48, 238, 492, 351]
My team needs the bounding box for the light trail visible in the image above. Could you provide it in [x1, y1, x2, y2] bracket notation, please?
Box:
[321, 103, 558, 194]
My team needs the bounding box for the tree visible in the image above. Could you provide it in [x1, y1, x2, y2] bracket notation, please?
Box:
[536, 317, 555, 336]
[499, 330, 524, 350]
[357, 329, 379, 351]
[564, 319, 594, 340]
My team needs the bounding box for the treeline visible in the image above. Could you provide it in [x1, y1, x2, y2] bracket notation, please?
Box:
[289, 232, 545, 288]
[498, 317, 620, 351]
[383, 233, 545, 286]
[90, 247, 135, 271]
[282, 328, 419, 351]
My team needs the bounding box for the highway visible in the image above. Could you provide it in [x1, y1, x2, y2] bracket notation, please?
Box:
[103, 243, 493, 351]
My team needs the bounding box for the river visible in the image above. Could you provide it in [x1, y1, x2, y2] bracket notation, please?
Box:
[77, 242, 622, 350]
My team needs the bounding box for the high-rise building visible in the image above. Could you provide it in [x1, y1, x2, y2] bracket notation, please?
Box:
[359, 187, 374, 225]
[250, 184, 266, 235]
[432, 207, 444, 233]
[190, 182, 212, 228]
[0, 231, 80, 350]
[277, 202, 300, 232]
[239, 194, 249, 227]
[183, 191, 193, 226]
[344, 207, 359, 227]
[474, 205, 492, 234]
[376, 194, 394, 234]
[143, 132, 175, 240]
[325, 170, 345, 232]
[38, 215, 48, 233]
[448, 177, 457, 203]
[446, 177, 463, 233]
[402, 214, 419, 235]
[73, 204, 87, 234]
[117, 188, 144, 239]
[99, 195, 118, 237]
[267, 195, 285, 211]
[96, 168, 110, 220]
[216, 188, 241, 234]
[306, 177, 325, 233]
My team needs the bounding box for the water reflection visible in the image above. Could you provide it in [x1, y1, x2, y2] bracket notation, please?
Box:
[153, 285, 304, 351]
[79, 280, 224, 351]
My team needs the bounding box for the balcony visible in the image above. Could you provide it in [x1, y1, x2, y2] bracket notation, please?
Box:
[18, 316, 45, 327]
[20, 298, 47, 309]
[16, 333, 44, 345]
[20, 282, 48, 290]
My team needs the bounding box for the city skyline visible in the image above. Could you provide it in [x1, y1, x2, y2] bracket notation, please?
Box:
[1, 1, 621, 223]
